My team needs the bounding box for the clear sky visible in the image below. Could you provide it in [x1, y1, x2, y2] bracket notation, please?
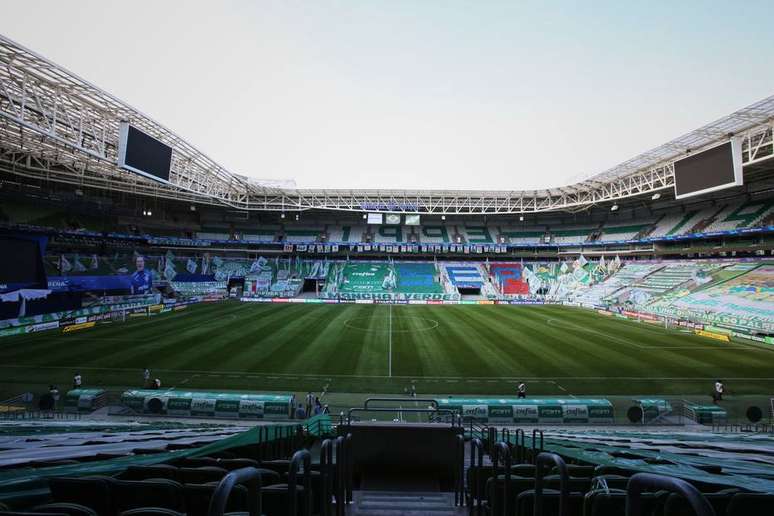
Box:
[2, 1, 773, 190]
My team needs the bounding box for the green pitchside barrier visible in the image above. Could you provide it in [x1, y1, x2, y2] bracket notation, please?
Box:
[63, 389, 106, 413]
[684, 402, 728, 425]
[121, 390, 295, 419]
[632, 398, 673, 422]
[435, 397, 615, 424]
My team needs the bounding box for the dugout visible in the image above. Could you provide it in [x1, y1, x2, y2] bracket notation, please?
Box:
[121, 389, 295, 419]
[435, 397, 615, 424]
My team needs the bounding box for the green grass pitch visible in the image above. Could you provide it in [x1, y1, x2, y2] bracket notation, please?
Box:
[1, 301, 773, 401]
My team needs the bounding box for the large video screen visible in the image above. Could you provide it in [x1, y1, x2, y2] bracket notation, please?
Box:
[674, 139, 742, 199]
[118, 123, 173, 182]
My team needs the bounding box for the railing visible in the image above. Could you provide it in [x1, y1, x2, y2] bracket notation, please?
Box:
[208, 466, 262, 516]
[626, 473, 716, 516]
[455, 434, 465, 507]
[319, 439, 334, 516]
[534, 452, 569, 516]
[0, 410, 82, 421]
[492, 442, 512, 516]
[468, 438, 485, 516]
[288, 449, 312, 516]
[531, 429, 544, 464]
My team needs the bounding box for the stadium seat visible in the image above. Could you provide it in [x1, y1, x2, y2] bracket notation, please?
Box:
[182, 483, 249, 516]
[662, 489, 739, 516]
[48, 477, 113, 516]
[515, 488, 585, 516]
[111, 479, 186, 514]
[726, 493, 774, 516]
[120, 465, 181, 482]
[31, 504, 97, 516]
[582, 489, 664, 516]
[179, 466, 230, 484]
[261, 484, 307, 516]
[118, 510, 185, 516]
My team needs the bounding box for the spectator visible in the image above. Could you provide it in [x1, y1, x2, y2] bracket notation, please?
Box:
[305, 392, 314, 416]
[73, 372, 82, 390]
[295, 403, 307, 420]
[314, 397, 323, 415]
[517, 381, 526, 399]
[713, 380, 724, 403]
[322, 404, 330, 415]
[49, 385, 60, 410]
[143, 368, 151, 387]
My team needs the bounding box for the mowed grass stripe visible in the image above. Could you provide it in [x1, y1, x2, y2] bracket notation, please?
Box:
[1, 302, 772, 395]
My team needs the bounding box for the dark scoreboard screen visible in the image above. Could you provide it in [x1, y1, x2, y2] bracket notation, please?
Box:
[674, 140, 743, 199]
[118, 123, 173, 182]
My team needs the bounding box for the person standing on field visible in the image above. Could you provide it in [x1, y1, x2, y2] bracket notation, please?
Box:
[143, 368, 151, 387]
[517, 381, 527, 399]
[73, 372, 82, 390]
[305, 392, 314, 416]
[49, 385, 60, 410]
[713, 380, 724, 403]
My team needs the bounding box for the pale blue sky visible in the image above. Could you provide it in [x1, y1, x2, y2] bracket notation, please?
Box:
[2, 1, 773, 190]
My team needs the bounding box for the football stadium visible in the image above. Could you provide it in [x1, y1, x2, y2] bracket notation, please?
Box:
[1, 4, 774, 515]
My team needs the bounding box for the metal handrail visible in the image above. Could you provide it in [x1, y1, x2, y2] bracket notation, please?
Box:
[288, 449, 312, 516]
[455, 434, 465, 507]
[513, 429, 526, 464]
[207, 466, 262, 516]
[625, 473, 716, 516]
[335, 436, 346, 516]
[534, 452, 569, 516]
[492, 442, 512, 516]
[345, 433, 353, 504]
[469, 438, 485, 516]
[320, 439, 334, 516]
[364, 397, 439, 409]
[532, 429, 544, 464]
[345, 407, 459, 423]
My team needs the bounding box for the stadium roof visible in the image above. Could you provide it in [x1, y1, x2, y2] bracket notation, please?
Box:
[1, 34, 773, 214]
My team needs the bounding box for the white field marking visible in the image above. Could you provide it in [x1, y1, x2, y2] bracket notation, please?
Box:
[388, 303, 392, 378]
[552, 380, 577, 399]
[0, 364, 773, 382]
[545, 318, 763, 351]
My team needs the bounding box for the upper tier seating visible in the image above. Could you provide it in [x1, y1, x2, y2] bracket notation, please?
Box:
[551, 228, 593, 244]
[598, 224, 650, 242]
[283, 227, 324, 243]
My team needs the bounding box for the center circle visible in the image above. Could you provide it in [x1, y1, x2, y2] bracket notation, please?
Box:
[344, 316, 439, 333]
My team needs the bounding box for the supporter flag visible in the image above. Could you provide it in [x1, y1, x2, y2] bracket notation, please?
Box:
[186, 258, 197, 274]
[60, 255, 72, 273]
[598, 256, 607, 271]
[560, 261, 569, 274]
[249, 259, 261, 274]
[164, 259, 177, 281]
[578, 254, 588, 267]
[72, 254, 87, 272]
[90, 254, 99, 270]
